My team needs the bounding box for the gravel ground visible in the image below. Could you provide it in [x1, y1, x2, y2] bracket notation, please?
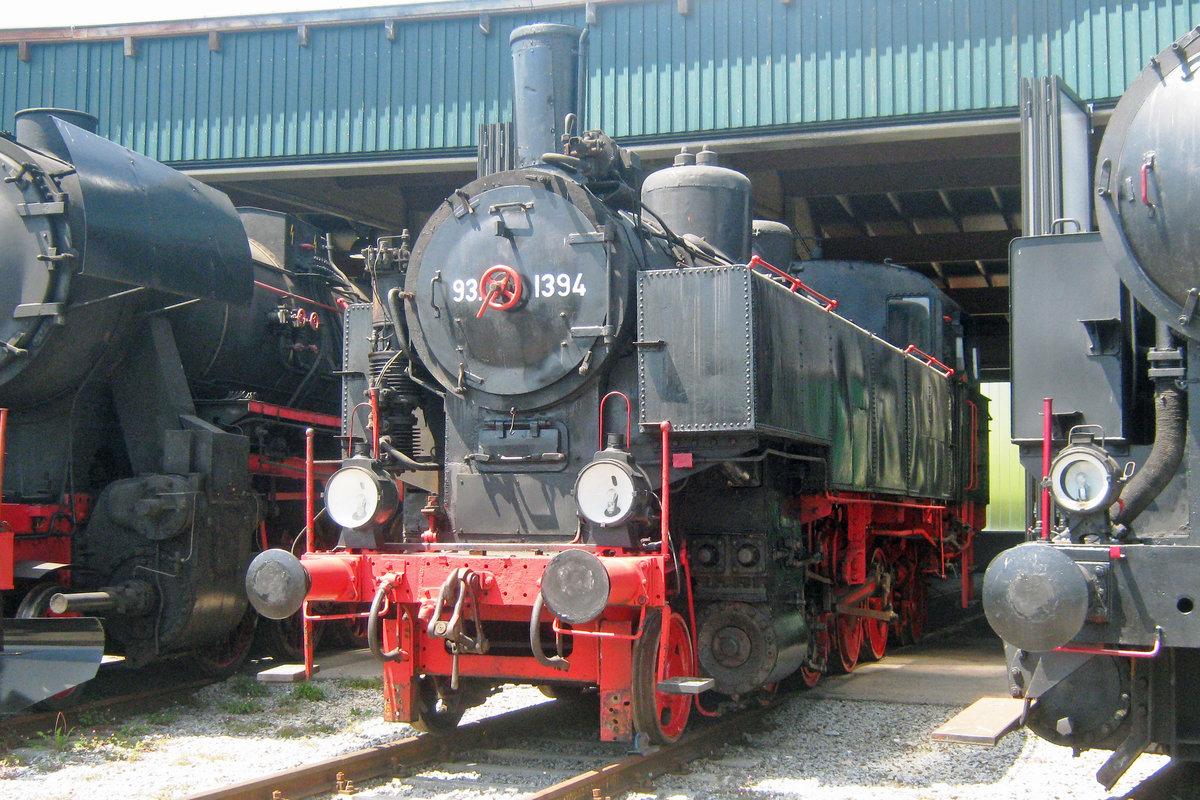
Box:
[645, 698, 1171, 800]
[0, 668, 552, 800]
[0, 658, 1174, 800]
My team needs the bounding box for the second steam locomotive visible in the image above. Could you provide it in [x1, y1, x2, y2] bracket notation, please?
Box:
[984, 26, 1200, 788]
[248, 23, 988, 743]
[0, 107, 359, 710]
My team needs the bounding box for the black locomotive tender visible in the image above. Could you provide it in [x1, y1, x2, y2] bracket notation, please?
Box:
[247, 23, 988, 743]
[984, 26, 1200, 788]
[0, 107, 360, 710]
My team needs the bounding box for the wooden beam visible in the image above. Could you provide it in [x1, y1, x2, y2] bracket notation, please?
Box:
[820, 229, 1013, 264]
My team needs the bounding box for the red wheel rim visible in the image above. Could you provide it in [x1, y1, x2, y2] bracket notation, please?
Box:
[860, 549, 890, 661]
[835, 613, 862, 673]
[655, 613, 693, 741]
[798, 666, 822, 688]
[798, 625, 830, 688]
[860, 597, 889, 661]
[896, 551, 928, 645]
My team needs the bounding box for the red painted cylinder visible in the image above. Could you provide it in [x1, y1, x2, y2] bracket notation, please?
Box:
[303, 555, 361, 603]
[604, 557, 650, 607]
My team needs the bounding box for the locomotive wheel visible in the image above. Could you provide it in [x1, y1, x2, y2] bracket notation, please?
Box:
[17, 582, 90, 710]
[892, 549, 928, 645]
[834, 613, 862, 673]
[792, 624, 829, 689]
[411, 675, 467, 734]
[331, 614, 370, 649]
[860, 549, 890, 662]
[1026, 655, 1132, 751]
[898, 571, 928, 645]
[192, 606, 258, 679]
[859, 597, 889, 662]
[631, 609, 693, 744]
[255, 609, 323, 661]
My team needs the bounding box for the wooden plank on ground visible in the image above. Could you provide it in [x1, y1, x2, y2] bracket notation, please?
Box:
[257, 663, 320, 682]
[932, 697, 1028, 745]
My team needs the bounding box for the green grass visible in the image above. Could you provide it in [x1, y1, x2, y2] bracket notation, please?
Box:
[76, 709, 114, 728]
[275, 721, 337, 738]
[115, 721, 152, 739]
[219, 698, 263, 715]
[337, 677, 382, 691]
[34, 715, 74, 753]
[228, 675, 269, 698]
[290, 682, 326, 702]
[224, 718, 269, 736]
[146, 709, 182, 726]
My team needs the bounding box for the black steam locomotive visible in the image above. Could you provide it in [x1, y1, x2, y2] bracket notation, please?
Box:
[247, 23, 987, 743]
[0, 108, 359, 710]
[983, 26, 1200, 788]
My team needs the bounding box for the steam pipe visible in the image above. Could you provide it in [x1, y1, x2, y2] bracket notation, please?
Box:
[1113, 325, 1186, 527]
[575, 26, 589, 131]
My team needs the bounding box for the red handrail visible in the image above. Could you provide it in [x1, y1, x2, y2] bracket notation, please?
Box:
[1041, 398, 1052, 540]
[747, 255, 838, 311]
[598, 391, 632, 449]
[903, 345, 955, 378]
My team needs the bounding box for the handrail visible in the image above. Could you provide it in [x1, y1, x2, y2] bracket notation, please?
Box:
[747, 255, 838, 311]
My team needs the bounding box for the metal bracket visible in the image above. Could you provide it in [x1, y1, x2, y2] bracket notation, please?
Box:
[570, 324, 614, 338]
[1179, 287, 1200, 327]
[16, 200, 65, 217]
[567, 228, 612, 245]
[451, 190, 475, 218]
[14, 302, 65, 319]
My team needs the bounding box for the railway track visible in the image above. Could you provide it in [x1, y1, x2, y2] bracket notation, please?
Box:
[178, 695, 769, 800]
[0, 677, 219, 744]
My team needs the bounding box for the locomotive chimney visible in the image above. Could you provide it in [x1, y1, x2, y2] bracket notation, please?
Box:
[14, 108, 99, 160]
[509, 23, 583, 168]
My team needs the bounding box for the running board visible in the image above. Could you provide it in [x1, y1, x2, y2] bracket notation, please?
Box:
[0, 617, 105, 712]
[656, 677, 715, 695]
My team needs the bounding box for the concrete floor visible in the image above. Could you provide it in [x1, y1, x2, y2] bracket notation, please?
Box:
[805, 615, 1010, 707]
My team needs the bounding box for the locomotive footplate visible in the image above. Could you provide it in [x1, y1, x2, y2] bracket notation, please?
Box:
[246, 545, 708, 741]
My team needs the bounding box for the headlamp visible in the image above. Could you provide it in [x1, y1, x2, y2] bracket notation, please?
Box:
[325, 462, 399, 529]
[574, 458, 643, 526]
[1049, 444, 1121, 516]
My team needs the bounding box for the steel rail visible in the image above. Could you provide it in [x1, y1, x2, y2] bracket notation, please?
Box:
[527, 706, 770, 800]
[178, 701, 563, 800]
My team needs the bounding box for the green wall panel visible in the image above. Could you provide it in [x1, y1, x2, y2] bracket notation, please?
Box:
[1, 0, 1197, 165]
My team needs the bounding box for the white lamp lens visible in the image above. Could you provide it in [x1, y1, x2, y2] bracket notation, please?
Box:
[325, 467, 380, 529]
[576, 460, 636, 525]
[1050, 451, 1112, 514]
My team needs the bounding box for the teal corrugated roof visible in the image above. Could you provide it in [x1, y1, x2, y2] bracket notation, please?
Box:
[2, 0, 1197, 165]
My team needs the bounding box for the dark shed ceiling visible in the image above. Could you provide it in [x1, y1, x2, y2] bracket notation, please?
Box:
[212, 121, 1039, 381]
